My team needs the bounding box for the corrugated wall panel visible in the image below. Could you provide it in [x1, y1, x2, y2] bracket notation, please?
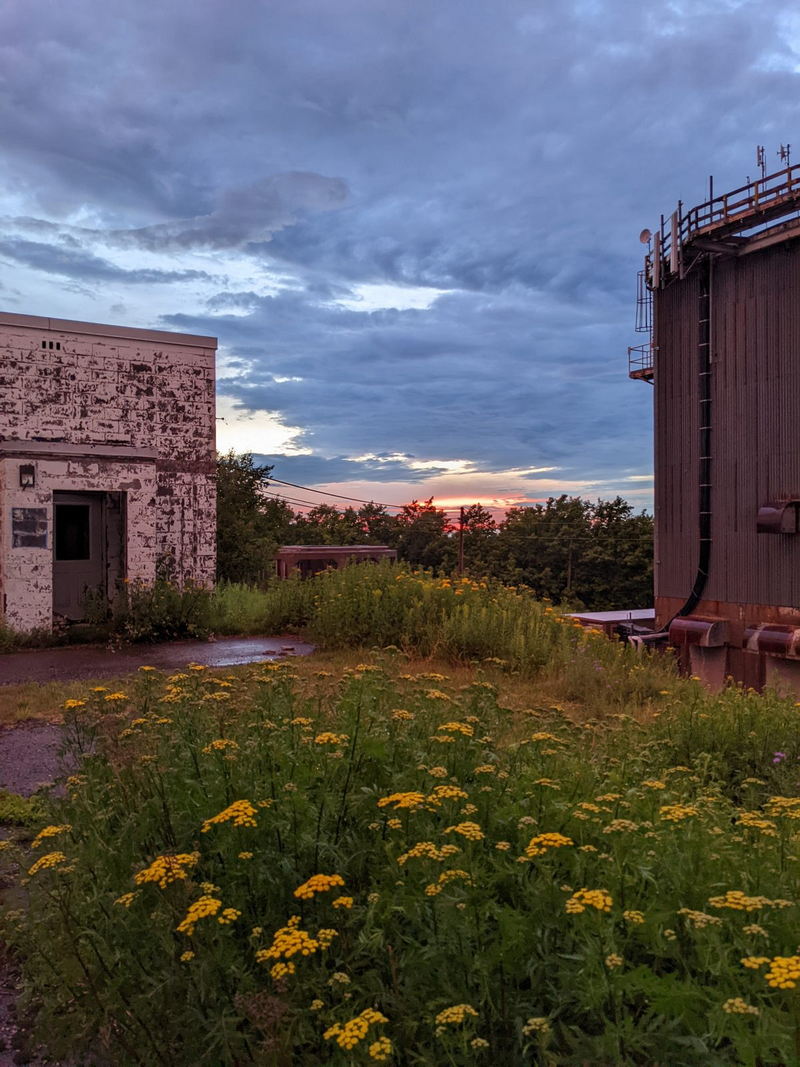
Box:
[654, 271, 700, 599]
[655, 242, 800, 612]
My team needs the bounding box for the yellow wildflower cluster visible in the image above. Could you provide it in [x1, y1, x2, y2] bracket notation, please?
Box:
[602, 819, 639, 834]
[332, 896, 354, 909]
[425, 869, 472, 896]
[623, 910, 645, 925]
[294, 873, 346, 899]
[522, 1017, 550, 1036]
[435, 1004, 478, 1025]
[134, 852, 200, 889]
[390, 709, 414, 721]
[62, 699, 86, 709]
[677, 908, 722, 929]
[324, 1008, 389, 1051]
[201, 800, 257, 832]
[530, 732, 563, 743]
[474, 764, 496, 775]
[741, 956, 770, 970]
[427, 784, 469, 804]
[764, 956, 800, 989]
[28, 852, 68, 875]
[565, 888, 613, 914]
[256, 915, 338, 972]
[642, 779, 666, 790]
[31, 825, 71, 849]
[176, 895, 225, 935]
[426, 690, 452, 701]
[180, 951, 195, 962]
[708, 890, 775, 912]
[605, 954, 624, 969]
[368, 1036, 393, 1061]
[524, 832, 574, 858]
[533, 778, 560, 790]
[427, 766, 449, 778]
[736, 811, 778, 835]
[377, 792, 426, 810]
[722, 998, 759, 1016]
[397, 841, 461, 865]
[659, 804, 700, 822]
[442, 822, 484, 841]
[104, 692, 128, 702]
[114, 892, 139, 907]
[766, 796, 800, 818]
[438, 721, 474, 736]
[201, 738, 239, 754]
[743, 924, 768, 937]
[314, 732, 349, 746]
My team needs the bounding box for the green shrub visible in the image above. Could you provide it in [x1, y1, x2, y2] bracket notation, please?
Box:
[113, 579, 213, 642]
[0, 789, 43, 826]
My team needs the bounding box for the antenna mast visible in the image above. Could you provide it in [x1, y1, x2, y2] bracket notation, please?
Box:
[756, 145, 766, 180]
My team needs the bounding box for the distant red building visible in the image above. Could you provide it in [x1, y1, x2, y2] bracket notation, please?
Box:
[275, 545, 397, 578]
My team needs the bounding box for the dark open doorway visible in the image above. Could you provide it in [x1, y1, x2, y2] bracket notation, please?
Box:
[52, 491, 125, 621]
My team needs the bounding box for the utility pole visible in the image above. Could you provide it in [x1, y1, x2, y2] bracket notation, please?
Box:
[457, 506, 465, 577]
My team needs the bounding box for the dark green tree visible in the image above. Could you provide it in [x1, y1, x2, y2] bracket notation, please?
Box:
[394, 498, 453, 568]
[215, 452, 292, 583]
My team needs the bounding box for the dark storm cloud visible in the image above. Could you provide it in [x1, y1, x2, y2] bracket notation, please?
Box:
[250, 453, 449, 488]
[167, 281, 635, 478]
[0, 238, 212, 284]
[1, 0, 799, 498]
[6, 173, 348, 253]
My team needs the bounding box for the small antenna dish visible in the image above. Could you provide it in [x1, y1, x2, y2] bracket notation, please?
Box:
[639, 228, 652, 245]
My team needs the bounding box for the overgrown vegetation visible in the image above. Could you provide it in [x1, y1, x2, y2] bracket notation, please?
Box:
[3, 569, 800, 1064]
[0, 789, 42, 827]
[216, 452, 653, 609]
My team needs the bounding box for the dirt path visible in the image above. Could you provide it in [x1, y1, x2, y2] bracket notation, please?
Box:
[0, 635, 314, 687]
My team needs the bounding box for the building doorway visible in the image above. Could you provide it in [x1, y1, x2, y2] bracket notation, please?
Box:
[52, 491, 125, 621]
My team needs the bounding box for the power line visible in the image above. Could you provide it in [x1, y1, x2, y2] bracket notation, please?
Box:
[267, 477, 410, 511]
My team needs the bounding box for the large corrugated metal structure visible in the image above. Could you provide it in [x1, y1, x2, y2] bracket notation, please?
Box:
[631, 163, 800, 691]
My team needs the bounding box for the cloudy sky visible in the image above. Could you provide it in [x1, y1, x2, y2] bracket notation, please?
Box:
[2, 1, 798, 514]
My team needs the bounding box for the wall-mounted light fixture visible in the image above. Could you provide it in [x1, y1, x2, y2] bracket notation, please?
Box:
[19, 464, 36, 489]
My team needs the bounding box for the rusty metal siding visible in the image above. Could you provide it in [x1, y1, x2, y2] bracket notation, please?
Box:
[655, 242, 800, 616]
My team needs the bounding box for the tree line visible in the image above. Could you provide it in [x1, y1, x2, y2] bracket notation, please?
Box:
[216, 452, 653, 610]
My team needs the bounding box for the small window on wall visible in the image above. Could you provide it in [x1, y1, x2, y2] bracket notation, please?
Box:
[55, 505, 91, 560]
[40, 340, 61, 350]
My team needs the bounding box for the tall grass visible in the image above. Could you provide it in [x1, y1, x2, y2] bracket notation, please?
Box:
[5, 662, 800, 1064]
[212, 566, 677, 705]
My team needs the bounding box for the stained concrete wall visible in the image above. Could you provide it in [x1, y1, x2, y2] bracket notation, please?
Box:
[0, 313, 217, 630]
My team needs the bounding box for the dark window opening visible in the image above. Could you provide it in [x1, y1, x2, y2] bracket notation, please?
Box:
[55, 505, 91, 560]
[41, 340, 46, 349]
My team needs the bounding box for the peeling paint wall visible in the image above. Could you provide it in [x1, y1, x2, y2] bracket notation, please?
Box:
[0, 313, 217, 631]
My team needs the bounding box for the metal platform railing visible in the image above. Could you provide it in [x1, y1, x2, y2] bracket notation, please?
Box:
[628, 342, 655, 381]
[650, 164, 800, 286]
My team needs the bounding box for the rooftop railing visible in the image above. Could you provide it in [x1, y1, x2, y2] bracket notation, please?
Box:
[651, 164, 800, 286]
